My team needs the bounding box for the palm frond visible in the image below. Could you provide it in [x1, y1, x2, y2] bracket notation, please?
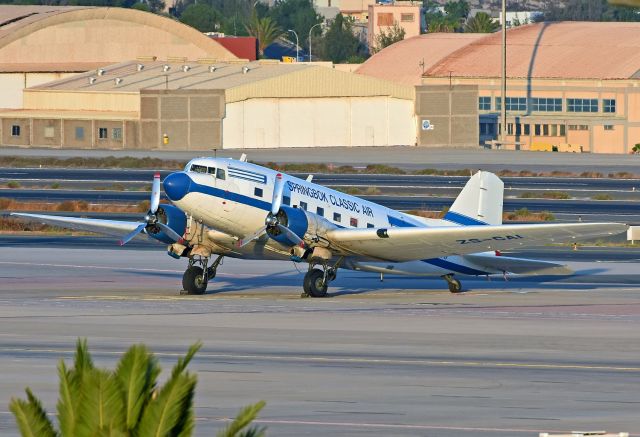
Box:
[136, 373, 197, 437]
[170, 341, 202, 379]
[10, 389, 57, 437]
[216, 401, 266, 437]
[237, 427, 267, 437]
[76, 369, 126, 437]
[73, 338, 94, 374]
[56, 360, 79, 437]
[114, 344, 160, 431]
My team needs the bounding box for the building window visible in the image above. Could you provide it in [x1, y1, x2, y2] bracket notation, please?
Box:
[98, 127, 108, 139]
[112, 127, 123, 140]
[495, 97, 527, 111]
[560, 125, 566, 136]
[316, 206, 324, 217]
[542, 124, 549, 136]
[254, 187, 263, 197]
[567, 98, 598, 113]
[216, 168, 225, 180]
[75, 127, 84, 140]
[523, 124, 530, 135]
[603, 99, 616, 113]
[333, 212, 341, 222]
[400, 13, 414, 22]
[604, 125, 615, 131]
[478, 96, 491, 110]
[11, 125, 20, 137]
[568, 125, 589, 131]
[507, 123, 514, 135]
[44, 126, 55, 139]
[378, 13, 393, 25]
[531, 97, 562, 112]
[350, 217, 358, 227]
[300, 201, 307, 211]
[534, 124, 541, 136]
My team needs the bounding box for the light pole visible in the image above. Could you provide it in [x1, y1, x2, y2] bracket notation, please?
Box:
[500, 0, 507, 146]
[288, 29, 299, 62]
[308, 23, 322, 62]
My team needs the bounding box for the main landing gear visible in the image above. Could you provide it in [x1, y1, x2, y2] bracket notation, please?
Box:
[302, 258, 341, 298]
[442, 273, 463, 293]
[182, 255, 223, 295]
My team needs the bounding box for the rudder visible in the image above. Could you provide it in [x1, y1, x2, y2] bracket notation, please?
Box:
[444, 171, 503, 226]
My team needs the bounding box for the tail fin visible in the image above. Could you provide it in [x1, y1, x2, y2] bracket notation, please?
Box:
[444, 171, 503, 226]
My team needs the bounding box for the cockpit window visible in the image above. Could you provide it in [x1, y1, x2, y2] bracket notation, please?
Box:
[216, 168, 226, 180]
[207, 167, 216, 175]
[190, 164, 208, 174]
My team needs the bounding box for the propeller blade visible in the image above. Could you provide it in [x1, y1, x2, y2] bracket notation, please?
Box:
[277, 224, 305, 247]
[271, 173, 284, 215]
[119, 223, 147, 246]
[237, 226, 266, 248]
[156, 222, 185, 243]
[150, 172, 161, 214]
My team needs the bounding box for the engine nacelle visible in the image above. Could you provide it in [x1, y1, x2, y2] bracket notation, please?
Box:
[266, 205, 338, 247]
[147, 204, 187, 244]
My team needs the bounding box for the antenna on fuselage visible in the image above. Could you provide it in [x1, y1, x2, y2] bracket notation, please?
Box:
[239, 153, 247, 162]
[306, 175, 313, 182]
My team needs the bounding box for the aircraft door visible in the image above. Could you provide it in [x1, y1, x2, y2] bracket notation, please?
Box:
[215, 163, 237, 212]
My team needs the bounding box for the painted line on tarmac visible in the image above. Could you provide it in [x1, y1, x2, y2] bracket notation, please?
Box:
[0, 261, 260, 277]
[2, 346, 640, 373]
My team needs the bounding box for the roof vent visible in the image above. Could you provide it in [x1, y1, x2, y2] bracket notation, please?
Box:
[242, 66, 250, 74]
[182, 65, 190, 72]
[163, 64, 171, 72]
[97, 68, 106, 76]
[137, 63, 144, 71]
[115, 77, 123, 85]
[88, 77, 97, 85]
[209, 66, 217, 73]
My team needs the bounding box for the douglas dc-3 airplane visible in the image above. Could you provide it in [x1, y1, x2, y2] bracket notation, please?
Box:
[13, 156, 627, 296]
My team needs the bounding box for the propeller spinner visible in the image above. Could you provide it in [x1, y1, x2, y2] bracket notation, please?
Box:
[118, 173, 184, 245]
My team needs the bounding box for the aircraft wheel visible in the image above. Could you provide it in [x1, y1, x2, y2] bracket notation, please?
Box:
[448, 278, 462, 293]
[304, 269, 328, 298]
[183, 266, 208, 295]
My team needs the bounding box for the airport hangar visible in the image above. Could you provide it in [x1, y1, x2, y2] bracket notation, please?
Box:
[0, 5, 236, 110]
[356, 21, 640, 154]
[0, 60, 416, 150]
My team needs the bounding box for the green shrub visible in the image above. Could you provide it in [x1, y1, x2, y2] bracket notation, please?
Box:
[9, 339, 266, 437]
[6, 181, 21, 189]
[592, 193, 613, 200]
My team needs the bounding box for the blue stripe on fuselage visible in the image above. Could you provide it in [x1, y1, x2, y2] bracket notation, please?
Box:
[422, 257, 488, 276]
[443, 211, 488, 226]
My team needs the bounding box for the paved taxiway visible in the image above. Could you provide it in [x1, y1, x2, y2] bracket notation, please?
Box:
[1, 242, 639, 436]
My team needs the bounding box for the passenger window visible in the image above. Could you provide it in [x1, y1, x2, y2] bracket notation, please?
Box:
[367, 223, 374, 228]
[333, 212, 341, 222]
[216, 168, 226, 180]
[254, 187, 263, 197]
[190, 164, 207, 174]
[350, 217, 358, 227]
[300, 201, 307, 211]
[316, 207, 324, 217]
[207, 167, 216, 175]
[283, 196, 291, 206]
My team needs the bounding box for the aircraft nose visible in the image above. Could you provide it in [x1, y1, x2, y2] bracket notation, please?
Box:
[163, 172, 191, 201]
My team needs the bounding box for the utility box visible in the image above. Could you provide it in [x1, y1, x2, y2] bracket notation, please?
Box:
[628, 226, 640, 244]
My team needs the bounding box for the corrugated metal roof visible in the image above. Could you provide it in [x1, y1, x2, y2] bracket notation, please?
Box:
[425, 21, 640, 80]
[356, 33, 486, 85]
[32, 60, 414, 102]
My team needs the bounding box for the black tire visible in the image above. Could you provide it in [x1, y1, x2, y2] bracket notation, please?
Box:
[182, 266, 208, 295]
[304, 269, 328, 298]
[448, 279, 462, 293]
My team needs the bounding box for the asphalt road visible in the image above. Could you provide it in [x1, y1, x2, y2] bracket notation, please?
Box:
[3, 146, 640, 173]
[0, 245, 639, 436]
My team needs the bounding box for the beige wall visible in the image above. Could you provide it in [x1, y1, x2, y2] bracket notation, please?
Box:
[415, 85, 478, 147]
[63, 120, 93, 148]
[223, 96, 415, 148]
[368, 4, 421, 51]
[32, 119, 61, 147]
[2, 118, 30, 146]
[139, 90, 225, 150]
[24, 90, 139, 112]
[0, 72, 77, 109]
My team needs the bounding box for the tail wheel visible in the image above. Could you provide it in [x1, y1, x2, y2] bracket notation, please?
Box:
[448, 278, 462, 293]
[183, 266, 207, 295]
[304, 268, 328, 298]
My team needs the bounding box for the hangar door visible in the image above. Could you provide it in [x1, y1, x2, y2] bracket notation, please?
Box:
[222, 96, 415, 148]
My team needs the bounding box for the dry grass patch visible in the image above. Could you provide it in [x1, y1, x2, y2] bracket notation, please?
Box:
[0, 198, 148, 213]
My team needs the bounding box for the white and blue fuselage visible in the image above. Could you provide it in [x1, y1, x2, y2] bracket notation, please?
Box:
[163, 157, 503, 277]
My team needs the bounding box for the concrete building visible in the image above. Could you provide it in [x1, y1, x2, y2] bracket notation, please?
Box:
[0, 60, 415, 150]
[357, 21, 640, 154]
[367, 3, 421, 52]
[0, 6, 236, 109]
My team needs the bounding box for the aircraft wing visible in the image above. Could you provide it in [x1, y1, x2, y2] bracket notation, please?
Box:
[11, 213, 143, 240]
[325, 223, 627, 262]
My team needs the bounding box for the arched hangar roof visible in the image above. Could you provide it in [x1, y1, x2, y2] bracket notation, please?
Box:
[0, 6, 236, 72]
